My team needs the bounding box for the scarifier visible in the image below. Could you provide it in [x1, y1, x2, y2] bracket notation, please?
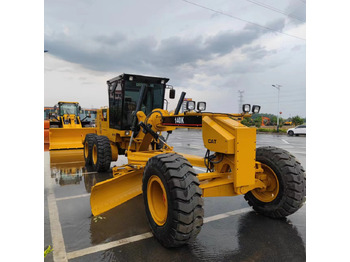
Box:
[49, 101, 96, 150]
[84, 73, 306, 248]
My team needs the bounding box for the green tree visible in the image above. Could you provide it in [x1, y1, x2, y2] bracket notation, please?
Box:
[292, 116, 304, 126]
[254, 116, 262, 128]
[241, 118, 250, 126]
[241, 117, 254, 127]
[270, 116, 277, 125]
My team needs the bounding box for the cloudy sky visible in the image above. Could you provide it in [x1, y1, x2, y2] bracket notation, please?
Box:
[44, 0, 306, 117]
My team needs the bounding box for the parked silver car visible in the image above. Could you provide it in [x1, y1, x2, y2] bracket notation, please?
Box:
[287, 125, 306, 136]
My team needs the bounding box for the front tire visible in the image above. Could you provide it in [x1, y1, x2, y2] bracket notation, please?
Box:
[91, 135, 112, 172]
[244, 146, 306, 218]
[142, 153, 204, 247]
[84, 133, 97, 165]
[288, 131, 294, 136]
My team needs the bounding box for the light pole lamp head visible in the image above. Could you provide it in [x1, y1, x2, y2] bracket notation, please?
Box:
[272, 84, 281, 90]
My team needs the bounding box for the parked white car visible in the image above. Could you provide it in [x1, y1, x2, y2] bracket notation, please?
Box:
[287, 125, 306, 136]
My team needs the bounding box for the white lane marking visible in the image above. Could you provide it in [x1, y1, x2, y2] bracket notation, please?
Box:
[45, 174, 68, 262]
[66, 232, 154, 260]
[56, 193, 90, 201]
[281, 139, 290, 144]
[66, 207, 252, 259]
[203, 207, 251, 223]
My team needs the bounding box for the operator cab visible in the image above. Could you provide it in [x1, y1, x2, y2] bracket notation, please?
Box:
[107, 74, 170, 130]
[56, 102, 80, 116]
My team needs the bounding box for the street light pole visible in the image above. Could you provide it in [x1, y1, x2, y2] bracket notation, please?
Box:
[272, 84, 282, 132]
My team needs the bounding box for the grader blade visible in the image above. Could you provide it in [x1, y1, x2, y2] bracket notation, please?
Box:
[49, 127, 96, 150]
[90, 168, 144, 216]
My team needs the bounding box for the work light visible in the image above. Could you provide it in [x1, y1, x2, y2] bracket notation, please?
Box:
[197, 102, 206, 112]
[252, 105, 261, 114]
[129, 76, 133, 81]
[186, 101, 196, 111]
[242, 104, 251, 113]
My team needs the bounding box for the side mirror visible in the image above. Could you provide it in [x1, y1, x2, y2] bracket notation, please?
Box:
[54, 105, 57, 110]
[169, 89, 175, 99]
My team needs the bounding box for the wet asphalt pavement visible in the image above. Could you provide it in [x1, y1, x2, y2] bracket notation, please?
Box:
[44, 130, 306, 262]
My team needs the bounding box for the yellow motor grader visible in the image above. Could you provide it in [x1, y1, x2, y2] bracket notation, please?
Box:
[49, 101, 96, 150]
[84, 73, 306, 248]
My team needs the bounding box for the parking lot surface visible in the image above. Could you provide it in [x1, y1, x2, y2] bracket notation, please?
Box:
[44, 130, 306, 262]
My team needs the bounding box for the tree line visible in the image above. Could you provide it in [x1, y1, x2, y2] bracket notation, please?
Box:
[240, 113, 306, 128]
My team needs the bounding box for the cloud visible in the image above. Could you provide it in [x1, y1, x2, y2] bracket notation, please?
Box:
[242, 45, 277, 60]
[44, 0, 305, 117]
[204, 26, 262, 55]
[285, 0, 306, 25]
[44, 17, 278, 75]
[93, 32, 127, 46]
[265, 18, 286, 32]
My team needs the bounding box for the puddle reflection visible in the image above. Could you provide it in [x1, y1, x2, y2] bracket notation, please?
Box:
[88, 211, 305, 262]
[89, 195, 149, 245]
[191, 211, 305, 261]
[83, 166, 113, 193]
[51, 167, 83, 186]
[49, 149, 86, 186]
[232, 212, 306, 261]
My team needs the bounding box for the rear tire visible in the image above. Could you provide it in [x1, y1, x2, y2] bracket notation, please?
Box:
[244, 146, 306, 218]
[91, 135, 112, 172]
[84, 133, 97, 165]
[142, 153, 204, 247]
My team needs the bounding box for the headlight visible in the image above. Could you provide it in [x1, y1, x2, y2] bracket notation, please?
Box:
[125, 130, 131, 136]
[186, 101, 196, 111]
[242, 104, 251, 113]
[252, 105, 261, 114]
[197, 102, 206, 112]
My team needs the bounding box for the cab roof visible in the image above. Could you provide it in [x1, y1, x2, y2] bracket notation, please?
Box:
[58, 101, 79, 104]
[107, 73, 169, 85]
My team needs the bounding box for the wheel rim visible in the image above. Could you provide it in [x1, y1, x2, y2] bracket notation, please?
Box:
[252, 163, 279, 202]
[92, 144, 97, 165]
[84, 141, 89, 159]
[147, 175, 168, 226]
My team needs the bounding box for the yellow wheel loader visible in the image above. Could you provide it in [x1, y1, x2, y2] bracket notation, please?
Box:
[49, 101, 96, 150]
[84, 74, 306, 248]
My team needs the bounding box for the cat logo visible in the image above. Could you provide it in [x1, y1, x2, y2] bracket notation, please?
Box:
[208, 139, 217, 144]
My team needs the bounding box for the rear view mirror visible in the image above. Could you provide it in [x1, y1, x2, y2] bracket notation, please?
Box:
[169, 89, 175, 99]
